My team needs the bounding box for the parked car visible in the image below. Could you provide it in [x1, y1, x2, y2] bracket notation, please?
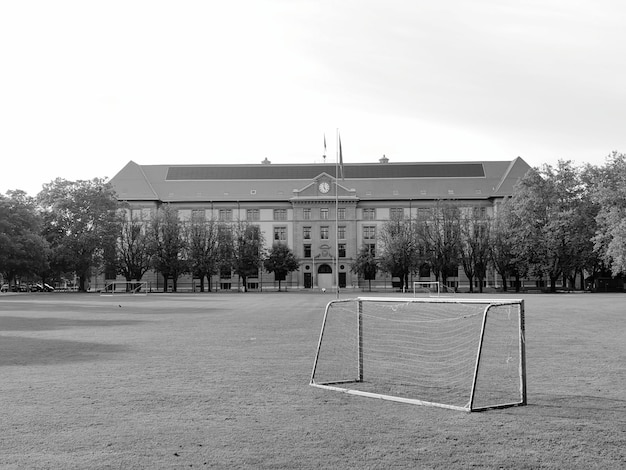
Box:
[0, 284, 9, 292]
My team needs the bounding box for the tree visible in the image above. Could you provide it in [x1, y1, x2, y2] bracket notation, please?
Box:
[351, 244, 378, 291]
[379, 214, 421, 292]
[508, 161, 592, 292]
[459, 210, 491, 293]
[420, 202, 461, 286]
[589, 152, 626, 277]
[216, 223, 235, 283]
[187, 217, 221, 292]
[148, 204, 187, 292]
[0, 191, 49, 286]
[263, 243, 299, 291]
[38, 178, 121, 291]
[232, 221, 265, 292]
[489, 199, 525, 292]
[116, 210, 152, 289]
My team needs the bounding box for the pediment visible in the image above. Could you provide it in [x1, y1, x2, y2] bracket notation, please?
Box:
[291, 173, 358, 201]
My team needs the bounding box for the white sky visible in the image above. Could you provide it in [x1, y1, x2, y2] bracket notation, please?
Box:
[1, 0, 625, 196]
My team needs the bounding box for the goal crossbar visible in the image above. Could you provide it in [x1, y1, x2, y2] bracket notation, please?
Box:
[310, 297, 526, 412]
[101, 281, 148, 295]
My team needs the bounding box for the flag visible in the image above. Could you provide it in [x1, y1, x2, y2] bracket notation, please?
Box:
[338, 134, 344, 180]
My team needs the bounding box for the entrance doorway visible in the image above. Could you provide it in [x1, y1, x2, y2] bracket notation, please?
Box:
[318, 264, 333, 290]
[338, 272, 346, 288]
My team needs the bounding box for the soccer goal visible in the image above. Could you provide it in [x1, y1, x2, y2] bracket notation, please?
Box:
[101, 281, 148, 295]
[413, 281, 454, 297]
[310, 297, 526, 412]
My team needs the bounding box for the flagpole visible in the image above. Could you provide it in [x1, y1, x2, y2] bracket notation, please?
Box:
[335, 129, 340, 299]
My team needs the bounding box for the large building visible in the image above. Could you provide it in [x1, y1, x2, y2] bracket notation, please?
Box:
[106, 156, 531, 292]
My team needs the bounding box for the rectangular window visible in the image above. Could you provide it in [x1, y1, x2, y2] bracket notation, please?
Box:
[303, 226, 311, 239]
[338, 226, 346, 240]
[390, 208, 404, 219]
[363, 208, 376, 220]
[191, 209, 205, 221]
[304, 244, 311, 258]
[274, 209, 287, 221]
[366, 243, 376, 257]
[472, 206, 486, 217]
[320, 226, 329, 239]
[320, 208, 329, 220]
[337, 208, 346, 220]
[303, 208, 311, 220]
[274, 226, 287, 242]
[247, 209, 260, 221]
[338, 243, 346, 258]
[218, 209, 232, 221]
[363, 225, 376, 240]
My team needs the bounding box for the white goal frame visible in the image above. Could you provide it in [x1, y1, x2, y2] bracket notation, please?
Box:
[101, 281, 148, 295]
[310, 297, 526, 412]
[412, 281, 449, 296]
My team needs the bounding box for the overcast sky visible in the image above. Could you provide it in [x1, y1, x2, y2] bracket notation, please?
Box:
[1, 0, 625, 196]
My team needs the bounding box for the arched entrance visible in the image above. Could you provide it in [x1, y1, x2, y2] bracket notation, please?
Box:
[318, 264, 333, 290]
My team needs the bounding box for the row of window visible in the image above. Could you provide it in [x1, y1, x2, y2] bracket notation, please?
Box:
[223, 225, 378, 243]
[301, 225, 376, 241]
[302, 244, 347, 258]
[133, 206, 487, 222]
[301, 242, 376, 259]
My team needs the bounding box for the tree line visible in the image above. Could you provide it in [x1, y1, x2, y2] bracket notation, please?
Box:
[354, 155, 626, 292]
[0, 181, 298, 292]
[1, 154, 625, 292]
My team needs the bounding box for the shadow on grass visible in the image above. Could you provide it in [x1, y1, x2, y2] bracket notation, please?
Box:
[509, 394, 626, 424]
[0, 335, 127, 366]
[0, 316, 144, 331]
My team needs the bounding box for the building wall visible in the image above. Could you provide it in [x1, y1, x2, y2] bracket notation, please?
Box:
[94, 195, 512, 292]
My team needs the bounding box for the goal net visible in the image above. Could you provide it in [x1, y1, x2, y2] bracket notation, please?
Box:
[413, 281, 454, 297]
[101, 281, 148, 294]
[310, 297, 526, 412]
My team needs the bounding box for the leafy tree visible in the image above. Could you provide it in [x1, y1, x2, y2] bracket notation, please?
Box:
[379, 215, 421, 292]
[263, 243, 299, 291]
[187, 217, 221, 292]
[420, 202, 461, 286]
[351, 244, 378, 291]
[589, 152, 626, 277]
[232, 221, 265, 292]
[508, 161, 592, 292]
[38, 178, 120, 291]
[116, 211, 152, 288]
[489, 199, 526, 292]
[0, 191, 49, 286]
[459, 210, 490, 293]
[148, 204, 187, 292]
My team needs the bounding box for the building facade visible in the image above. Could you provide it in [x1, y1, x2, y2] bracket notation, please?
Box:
[104, 157, 532, 292]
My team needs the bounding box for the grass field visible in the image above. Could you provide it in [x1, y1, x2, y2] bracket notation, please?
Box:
[0, 291, 625, 469]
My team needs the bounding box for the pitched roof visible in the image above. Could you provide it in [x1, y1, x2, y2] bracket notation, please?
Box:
[109, 158, 532, 203]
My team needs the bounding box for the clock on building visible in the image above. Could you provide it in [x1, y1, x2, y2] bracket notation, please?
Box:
[318, 181, 330, 193]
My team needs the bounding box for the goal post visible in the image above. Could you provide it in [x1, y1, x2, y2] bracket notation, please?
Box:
[413, 281, 455, 297]
[310, 297, 526, 412]
[101, 281, 148, 294]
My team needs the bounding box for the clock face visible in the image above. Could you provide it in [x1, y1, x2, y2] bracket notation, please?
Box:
[319, 182, 330, 193]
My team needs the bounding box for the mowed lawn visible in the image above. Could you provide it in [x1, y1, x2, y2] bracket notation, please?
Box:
[0, 291, 624, 469]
